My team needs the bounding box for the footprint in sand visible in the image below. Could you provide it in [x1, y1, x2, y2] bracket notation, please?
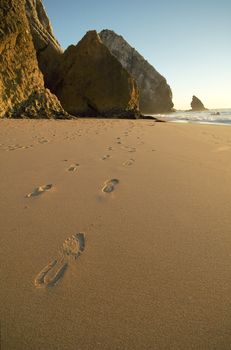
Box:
[7, 144, 30, 151]
[123, 159, 135, 167]
[38, 138, 49, 144]
[67, 164, 79, 172]
[101, 155, 111, 160]
[7, 144, 19, 151]
[123, 146, 136, 153]
[26, 184, 53, 198]
[34, 233, 85, 288]
[116, 137, 122, 144]
[102, 179, 119, 193]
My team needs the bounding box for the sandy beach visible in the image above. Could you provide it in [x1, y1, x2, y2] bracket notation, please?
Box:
[1, 118, 231, 349]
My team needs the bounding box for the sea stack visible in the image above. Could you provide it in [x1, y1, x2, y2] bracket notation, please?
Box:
[52, 31, 139, 118]
[99, 29, 174, 114]
[191, 95, 207, 111]
[0, 0, 68, 118]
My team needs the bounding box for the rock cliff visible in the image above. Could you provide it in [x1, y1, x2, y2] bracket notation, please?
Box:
[25, 0, 63, 88]
[191, 95, 207, 111]
[0, 0, 67, 118]
[99, 30, 173, 114]
[52, 31, 139, 118]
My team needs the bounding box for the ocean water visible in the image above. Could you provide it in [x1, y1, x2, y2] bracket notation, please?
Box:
[152, 109, 231, 125]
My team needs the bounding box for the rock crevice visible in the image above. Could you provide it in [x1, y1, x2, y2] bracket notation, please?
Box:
[25, 0, 63, 88]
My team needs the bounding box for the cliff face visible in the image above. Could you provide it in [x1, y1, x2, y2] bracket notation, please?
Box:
[99, 30, 173, 114]
[0, 0, 67, 118]
[191, 95, 207, 111]
[52, 31, 139, 118]
[25, 0, 63, 88]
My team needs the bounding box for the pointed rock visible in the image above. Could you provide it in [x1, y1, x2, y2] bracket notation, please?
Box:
[52, 31, 139, 118]
[99, 29, 173, 114]
[191, 95, 207, 111]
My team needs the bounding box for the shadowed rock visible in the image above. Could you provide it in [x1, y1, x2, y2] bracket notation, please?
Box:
[0, 0, 68, 119]
[25, 0, 63, 88]
[52, 31, 140, 118]
[12, 89, 70, 119]
[99, 29, 174, 114]
[191, 95, 207, 111]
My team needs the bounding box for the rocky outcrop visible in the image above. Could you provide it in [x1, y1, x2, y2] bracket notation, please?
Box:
[11, 89, 70, 119]
[25, 0, 63, 88]
[99, 30, 173, 114]
[25, 4, 140, 117]
[0, 0, 67, 118]
[52, 31, 139, 118]
[191, 95, 207, 111]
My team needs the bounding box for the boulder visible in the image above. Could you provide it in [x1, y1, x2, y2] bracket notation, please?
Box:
[99, 30, 173, 114]
[52, 31, 139, 118]
[0, 0, 67, 119]
[191, 95, 207, 111]
[25, 0, 63, 88]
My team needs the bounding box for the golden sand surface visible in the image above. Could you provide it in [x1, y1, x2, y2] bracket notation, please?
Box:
[1, 118, 231, 349]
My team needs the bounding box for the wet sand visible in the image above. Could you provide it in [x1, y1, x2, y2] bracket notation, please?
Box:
[1, 118, 231, 349]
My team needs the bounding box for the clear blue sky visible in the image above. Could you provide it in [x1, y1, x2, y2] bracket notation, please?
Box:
[44, 0, 231, 109]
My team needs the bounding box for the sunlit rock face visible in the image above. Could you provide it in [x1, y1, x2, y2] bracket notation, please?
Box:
[191, 95, 207, 111]
[0, 0, 67, 118]
[52, 31, 140, 118]
[99, 29, 174, 114]
[25, 0, 63, 88]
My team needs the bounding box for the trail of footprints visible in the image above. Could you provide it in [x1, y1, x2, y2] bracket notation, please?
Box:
[0, 129, 91, 152]
[1, 137, 50, 152]
[26, 137, 137, 199]
[34, 233, 85, 288]
[2, 144, 34, 151]
[29, 136, 139, 288]
[26, 132, 138, 200]
[8, 123, 150, 288]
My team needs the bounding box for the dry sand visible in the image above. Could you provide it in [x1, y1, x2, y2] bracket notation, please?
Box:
[0, 118, 231, 349]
